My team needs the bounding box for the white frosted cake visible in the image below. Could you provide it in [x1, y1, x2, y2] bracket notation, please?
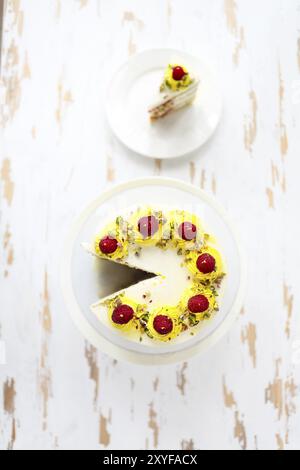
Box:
[148, 64, 199, 120]
[83, 206, 225, 345]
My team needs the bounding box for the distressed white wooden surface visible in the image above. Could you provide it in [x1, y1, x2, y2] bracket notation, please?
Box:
[1, 0, 300, 450]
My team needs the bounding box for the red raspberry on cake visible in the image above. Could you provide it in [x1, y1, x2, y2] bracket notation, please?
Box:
[138, 215, 159, 238]
[196, 253, 216, 274]
[188, 294, 209, 313]
[172, 66, 187, 81]
[153, 315, 173, 335]
[99, 236, 119, 255]
[178, 221, 197, 241]
[112, 304, 134, 325]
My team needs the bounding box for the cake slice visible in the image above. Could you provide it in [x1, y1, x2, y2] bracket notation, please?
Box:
[148, 64, 199, 120]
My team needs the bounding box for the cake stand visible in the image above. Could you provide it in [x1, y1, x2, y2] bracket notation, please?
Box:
[61, 177, 246, 365]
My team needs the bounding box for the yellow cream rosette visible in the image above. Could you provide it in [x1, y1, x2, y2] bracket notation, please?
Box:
[94, 218, 129, 260]
[185, 245, 225, 285]
[128, 207, 170, 247]
[180, 285, 218, 322]
[168, 209, 203, 250]
[146, 306, 182, 342]
[162, 64, 193, 91]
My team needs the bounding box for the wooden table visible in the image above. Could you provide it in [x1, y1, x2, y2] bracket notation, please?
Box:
[0, 0, 299, 450]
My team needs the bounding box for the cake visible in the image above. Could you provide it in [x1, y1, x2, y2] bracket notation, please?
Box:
[148, 64, 199, 120]
[82, 206, 225, 345]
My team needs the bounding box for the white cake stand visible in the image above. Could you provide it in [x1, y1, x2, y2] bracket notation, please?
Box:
[61, 178, 246, 365]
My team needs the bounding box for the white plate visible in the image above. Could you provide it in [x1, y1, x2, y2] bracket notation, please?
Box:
[61, 178, 246, 365]
[106, 49, 222, 159]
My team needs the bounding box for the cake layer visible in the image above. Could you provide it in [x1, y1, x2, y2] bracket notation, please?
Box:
[149, 79, 199, 119]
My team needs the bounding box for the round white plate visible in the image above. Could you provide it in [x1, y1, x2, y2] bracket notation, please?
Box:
[61, 178, 246, 365]
[106, 49, 222, 159]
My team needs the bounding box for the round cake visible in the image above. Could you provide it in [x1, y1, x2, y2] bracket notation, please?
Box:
[83, 206, 226, 345]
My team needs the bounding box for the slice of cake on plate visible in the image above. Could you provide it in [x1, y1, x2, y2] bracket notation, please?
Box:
[148, 64, 199, 120]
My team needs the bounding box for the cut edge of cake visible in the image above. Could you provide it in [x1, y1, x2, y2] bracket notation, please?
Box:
[148, 64, 200, 120]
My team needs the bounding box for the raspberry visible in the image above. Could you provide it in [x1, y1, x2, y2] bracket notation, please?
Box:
[138, 215, 159, 238]
[196, 253, 216, 274]
[172, 66, 186, 81]
[99, 236, 118, 254]
[112, 304, 134, 325]
[178, 222, 197, 241]
[153, 315, 173, 335]
[188, 294, 209, 313]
